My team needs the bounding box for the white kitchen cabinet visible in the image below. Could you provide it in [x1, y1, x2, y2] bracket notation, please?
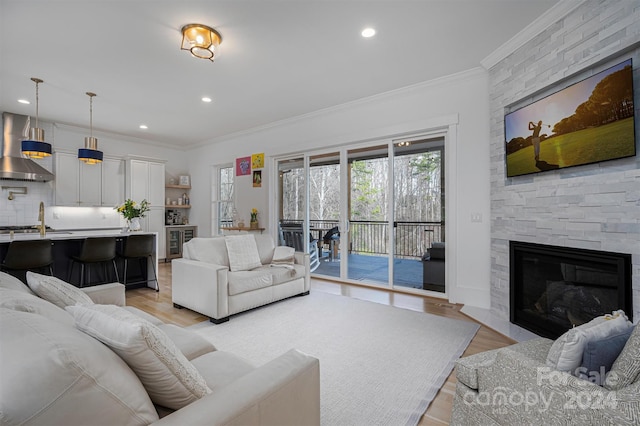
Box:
[55, 151, 125, 207]
[79, 161, 102, 206]
[126, 157, 166, 260]
[101, 157, 125, 207]
[54, 152, 79, 206]
[148, 162, 165, 207]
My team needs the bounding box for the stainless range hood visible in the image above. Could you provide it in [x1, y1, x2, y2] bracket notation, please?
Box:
[1, 112, 55, 181]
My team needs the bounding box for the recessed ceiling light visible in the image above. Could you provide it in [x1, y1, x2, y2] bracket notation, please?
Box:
[18, 99, 30, 104]
[202, 97, 212, 103]
[361, 28, 376, 38]
[139, 124, 148, 130]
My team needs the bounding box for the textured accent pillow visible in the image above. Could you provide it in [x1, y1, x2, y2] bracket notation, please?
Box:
[66, 304, 211, 410]
[546, 313, 632, 373]
[605, 324, 640, 390]
[225, 234, 262, 272]
[0, 287, 74, 326]
[26, 271, 94, 309]
[272, 246, 295, 265]
[579, 326, 633, 384]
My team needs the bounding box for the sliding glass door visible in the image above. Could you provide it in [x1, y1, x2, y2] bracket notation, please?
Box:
[347, 145, 389, 285]
[276, 135, 446, 294]
[392, 138, 445, 291]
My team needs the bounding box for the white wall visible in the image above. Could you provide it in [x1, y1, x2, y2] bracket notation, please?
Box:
[186, 68, 492, 308]
[0, 117, 189, 229]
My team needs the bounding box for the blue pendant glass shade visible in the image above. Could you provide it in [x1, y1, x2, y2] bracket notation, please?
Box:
[22, 136, 52, 159]
[22, 78, 52, 159]
[78, 136, 103, 164]
[78, 92, 102, 164]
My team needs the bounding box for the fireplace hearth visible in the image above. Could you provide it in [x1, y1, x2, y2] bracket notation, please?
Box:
[510, 241, 632, 339]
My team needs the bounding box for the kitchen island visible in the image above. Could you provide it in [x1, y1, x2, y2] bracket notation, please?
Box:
[0, 229, 158, 290]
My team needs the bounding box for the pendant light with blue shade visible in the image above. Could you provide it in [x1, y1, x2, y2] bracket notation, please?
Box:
[78, 92, 103, 164]
[21, 77, 52, 159]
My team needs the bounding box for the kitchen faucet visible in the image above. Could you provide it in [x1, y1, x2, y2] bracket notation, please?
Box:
[37, 201, 46, 237]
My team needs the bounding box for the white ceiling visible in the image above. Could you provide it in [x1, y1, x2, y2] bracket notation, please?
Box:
[0, 0, 558, 149]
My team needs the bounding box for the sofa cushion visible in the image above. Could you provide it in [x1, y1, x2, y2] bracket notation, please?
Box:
[546, 312, 631, 373]
[580, 326, 633, 384]
[605, 324, 640, 390]
[228, 270, 273, 296]
[159, 323, 217, 360]
[191, 350, 255, 391]
[253, 264, 306, 285]
[0, 308, 158, 426]
[225, 234, 263, 272]
[272, 246, 295, 264]
[0, 271, 35, 295]
[254, 234, 276, 264]
[67, 304, 212, 410]
[0, 287, 74, 326]
[185, 237, 229, 266]
[26, 271, 94, 309]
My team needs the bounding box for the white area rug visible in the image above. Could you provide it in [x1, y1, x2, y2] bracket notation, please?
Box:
[190, 291, 479, 425]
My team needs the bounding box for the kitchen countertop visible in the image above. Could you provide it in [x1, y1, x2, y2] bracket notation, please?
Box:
[165, 224, 197, 228]
[0, 229, 157, 243]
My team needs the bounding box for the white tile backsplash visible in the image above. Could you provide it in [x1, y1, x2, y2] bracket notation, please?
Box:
[0, 181, 124, 229]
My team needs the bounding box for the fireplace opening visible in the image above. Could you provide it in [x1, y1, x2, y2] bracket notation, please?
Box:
[510, 241, 632, 339]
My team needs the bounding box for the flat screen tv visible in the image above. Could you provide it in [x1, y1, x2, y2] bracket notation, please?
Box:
[505, 58, 636, 178]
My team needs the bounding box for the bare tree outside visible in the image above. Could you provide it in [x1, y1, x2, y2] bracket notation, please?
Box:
[280, 147, 443, 259]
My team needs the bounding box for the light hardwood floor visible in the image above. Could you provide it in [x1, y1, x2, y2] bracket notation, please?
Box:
[126, 262, 515, 425]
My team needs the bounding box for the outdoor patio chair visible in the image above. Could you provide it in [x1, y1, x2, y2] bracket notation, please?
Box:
[278, 222, 320, 272]
[322, 226, 340, 261]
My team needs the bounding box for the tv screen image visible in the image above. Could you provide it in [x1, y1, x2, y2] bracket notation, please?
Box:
[504, 58, 636, 177]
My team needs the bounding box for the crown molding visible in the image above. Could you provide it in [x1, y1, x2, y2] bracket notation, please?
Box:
[192, 67, 485, 149]
[481, 0, 588, 70]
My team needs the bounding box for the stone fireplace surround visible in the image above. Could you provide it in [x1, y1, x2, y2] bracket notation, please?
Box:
[488, 1, 640, 334]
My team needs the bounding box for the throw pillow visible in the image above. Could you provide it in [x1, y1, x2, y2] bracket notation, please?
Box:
[579, 326, 633, 385]
[66, 304, 211, 410]
[224, 234, 262, 272]
[26, 271, 94, 309]
[1, 308, 159, 425]
[605, 324, 640, 390]
[546, 312, 632, 373]
[272, 246, 295, 265]
[0, 271, 35, 295]
[0, 287, 74, 326]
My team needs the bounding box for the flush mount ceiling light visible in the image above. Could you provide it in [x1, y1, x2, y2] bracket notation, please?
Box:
[78, 92, 103, 164]
[181, 24, 222, 62]
[21, 77, 52, 159]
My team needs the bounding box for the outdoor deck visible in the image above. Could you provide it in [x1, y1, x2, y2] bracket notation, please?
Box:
[314, 252, 444, 292]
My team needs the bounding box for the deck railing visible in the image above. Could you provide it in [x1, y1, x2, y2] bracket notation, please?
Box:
[280, 219, 443, 258]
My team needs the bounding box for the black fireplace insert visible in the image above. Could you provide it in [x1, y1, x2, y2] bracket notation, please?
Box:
[510, 241, 632, 339]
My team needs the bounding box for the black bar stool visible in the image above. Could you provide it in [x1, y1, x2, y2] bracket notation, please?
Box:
[118, 234, 158, 291]
[68, 237, 119, 287]
[0, 239, 53, 283]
